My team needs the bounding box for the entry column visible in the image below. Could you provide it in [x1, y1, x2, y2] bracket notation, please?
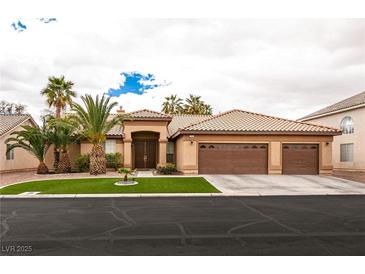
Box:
[124, 139, 132, 168]
[158, 139, 167, 166]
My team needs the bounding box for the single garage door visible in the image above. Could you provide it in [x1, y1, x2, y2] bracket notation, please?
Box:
[282, 144, 319, 175]
[198, 143, 268, 174]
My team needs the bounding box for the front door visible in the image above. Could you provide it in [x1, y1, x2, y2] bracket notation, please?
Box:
[134, 140, 157, 169]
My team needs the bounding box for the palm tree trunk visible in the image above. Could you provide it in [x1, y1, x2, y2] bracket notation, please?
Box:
[37, 161, 49, 174]
[55, 105, 61, 118]
[90, 143, 106, 175]
[53, 147, 60, 172]
[57, 150, 72, 173]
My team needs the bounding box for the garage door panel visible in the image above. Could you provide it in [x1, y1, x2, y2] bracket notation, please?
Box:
[198, 143, 268, 174]
[282, 144, 319, 175]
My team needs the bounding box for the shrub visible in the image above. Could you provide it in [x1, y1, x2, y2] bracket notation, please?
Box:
[106, 152, 122, 170]
[118, 167, 134, 181]
[75, 154, 90, 172]
[157, 163, 177, 175]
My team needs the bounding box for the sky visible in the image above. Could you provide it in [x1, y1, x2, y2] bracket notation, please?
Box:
[1, 18, 364, 122]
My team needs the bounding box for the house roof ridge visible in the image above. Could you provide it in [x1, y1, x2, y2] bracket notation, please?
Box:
[127, 109, 171, 117]
[180, 109, 237, 131]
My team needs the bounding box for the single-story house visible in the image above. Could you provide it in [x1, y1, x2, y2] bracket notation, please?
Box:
[49, 107, 341, 175]
[298, 90, 365, 174]
[0, 114, 39, 173]
[1, 109, 341, 175]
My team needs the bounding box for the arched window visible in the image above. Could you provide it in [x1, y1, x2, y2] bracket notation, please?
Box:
[340, 116, 354, 134]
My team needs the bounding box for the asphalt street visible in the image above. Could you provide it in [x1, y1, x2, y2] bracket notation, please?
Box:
[1, 196, 365, 255]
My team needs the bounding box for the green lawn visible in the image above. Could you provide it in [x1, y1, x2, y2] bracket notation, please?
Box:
[0, 177, 220, 195]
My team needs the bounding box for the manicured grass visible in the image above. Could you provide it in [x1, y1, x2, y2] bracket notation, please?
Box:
[0, 177, 220, 195]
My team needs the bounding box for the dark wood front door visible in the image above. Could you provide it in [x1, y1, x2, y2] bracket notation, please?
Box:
[282, 144, 319, 175]
[134, 140, 157, 169]
[198, 143, 268, 174]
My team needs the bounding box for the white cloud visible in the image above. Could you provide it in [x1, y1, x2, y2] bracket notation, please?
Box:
[0, 18, 364, 123]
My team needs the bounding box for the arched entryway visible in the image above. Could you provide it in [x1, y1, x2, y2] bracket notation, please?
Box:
[132, 131, 159, 169]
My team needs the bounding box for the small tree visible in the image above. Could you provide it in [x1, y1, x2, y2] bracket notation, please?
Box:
[118, 168, 134, 181]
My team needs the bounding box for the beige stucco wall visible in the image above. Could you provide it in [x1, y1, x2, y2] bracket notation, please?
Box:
[123, 120, 169, 168]
[0, 120, 39, 173]
[174, 134, 334, 175]
[303, 107, 365, 171]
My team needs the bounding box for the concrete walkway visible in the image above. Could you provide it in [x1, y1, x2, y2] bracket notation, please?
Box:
[205, 174, 365, 196]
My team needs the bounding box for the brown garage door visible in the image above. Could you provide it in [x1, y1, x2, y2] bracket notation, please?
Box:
[198, 143, 268, 174]
[282, 144, 319, 175]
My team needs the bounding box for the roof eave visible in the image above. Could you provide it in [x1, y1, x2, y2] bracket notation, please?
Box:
[299, 103, 365, 122]
[0, 115, 37, 138]
[171, 130, 341, 138]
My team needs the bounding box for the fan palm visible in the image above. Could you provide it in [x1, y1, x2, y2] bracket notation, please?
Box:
[161, 94, 183, 114]
[5, 123, 51, 174]
[40, 75, 76, 118]
[183, 94, 212, 115]
[40, 75, 76, 171]
[71, 94, 125, 175]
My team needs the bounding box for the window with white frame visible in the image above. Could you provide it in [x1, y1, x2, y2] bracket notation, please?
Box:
[6, 144, 14, 160]
[340, 143, 354, 162]
[340, 116, 354, 134]
[104, 139, 116, 153]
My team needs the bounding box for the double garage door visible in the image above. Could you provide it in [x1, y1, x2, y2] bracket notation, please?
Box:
[198, 143, 318, 175]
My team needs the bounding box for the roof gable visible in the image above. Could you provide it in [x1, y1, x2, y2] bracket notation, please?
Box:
[126, 109, 172, 120]
[0, 114, 35, 137]
[300, 91, 365, 121]
[171, 109, 340, 138]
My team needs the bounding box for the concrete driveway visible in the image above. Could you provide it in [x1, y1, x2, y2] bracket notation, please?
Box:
[204, 175, 365, 196]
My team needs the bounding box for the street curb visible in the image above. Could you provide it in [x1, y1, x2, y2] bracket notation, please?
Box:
[1, 192, 365, 199]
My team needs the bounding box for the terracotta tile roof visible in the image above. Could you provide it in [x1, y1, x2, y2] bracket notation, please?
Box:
[126, 109, 172, 120]
[170, 109, 341, 138]
[107, 124, 124, 136]
[300, 91, 365, 121]
[0, 114, 35, 137]
[168, 114, 213, 137]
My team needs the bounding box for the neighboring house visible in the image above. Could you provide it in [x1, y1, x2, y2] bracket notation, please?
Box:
[57, 107, 340, 175]
[299, 91, 365, 175]
[0, 114, 39, 173]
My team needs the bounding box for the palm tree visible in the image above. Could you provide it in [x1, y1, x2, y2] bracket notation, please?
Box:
[71, 94, 125, 175]
[40, 75, 76, 118]
[161, 94, 183, 114]
[47, 117, 80, 173]
[183, 94, 213, 115]
[5, 123, 51, 174]
[40, 75, 76, 171]
[201, 103, 213, 115]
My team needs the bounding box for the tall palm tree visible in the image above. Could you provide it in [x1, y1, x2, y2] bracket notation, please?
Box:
[71, 94, 125, 175]
[47, 117, 80, 173]
[40, 75, 76, 118]
[5, 123, 51, 174]
[40, 75, 76, 171]
[161, 94, 183, 114]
